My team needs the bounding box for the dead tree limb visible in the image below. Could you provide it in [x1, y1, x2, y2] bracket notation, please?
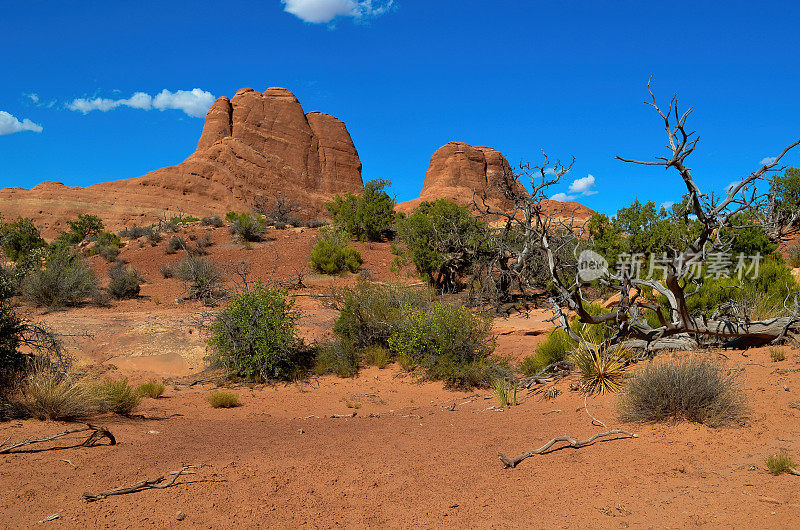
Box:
[82, 465, 206, 502]
[0, 424, 115, 454]
[498, 429, 638, 468]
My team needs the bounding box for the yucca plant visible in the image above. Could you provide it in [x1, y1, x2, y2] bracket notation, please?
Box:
[571, 340, 628, 395]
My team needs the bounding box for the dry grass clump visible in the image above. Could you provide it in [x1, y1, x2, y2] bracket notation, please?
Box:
[93, 379, 141, 415]
[361, 346, 391, 369]
[208, 391, 240, 408]
[136, 381, 165, 399]
[618, 355, 747, 427]
[765, 450, 799, 475]
[770, 347, 786, 362]
[22, 372, 94, 421]
[492, 379, 517, 407]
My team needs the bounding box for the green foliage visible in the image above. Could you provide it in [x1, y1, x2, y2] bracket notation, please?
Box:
[225, 211, 238, 222]
[571, 341, 629, 395]
[766, 450, 797, 475]
[361, 346, 391, 368]
[93, 379, 141, 415]
[229, 212, 267, 242]
[587, 213, 623, 264]
[387, 302, 497, 388]
[201, 215, 225, 228]
[787, 245, 800, 268]
[60, 214, 104, 245]
[492, 379, 517, 407]
[332, 281, 432, 349]
[314, 338, 360, 378]
[326, 179, 396, 242]
[396, 199, 489, 290]
[520, 327, 575, 376]
[136, 381, 165, 398]
[175, 255, 222, 301]
[208, 391, 240, 408]
[0, 217, 47, 261]
[89, 231, 123, 262]
[772, 167, 800, 222]
[21, 247, 99, 308]
[618, 356, 748, 427]
[309, 227, 362, 274]
[107, 262, 141, 299]
[207, 283, 307, 381]
[613, 199, 698, 256]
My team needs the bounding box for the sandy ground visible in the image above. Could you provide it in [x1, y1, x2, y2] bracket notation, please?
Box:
[4, 223, 800, 527]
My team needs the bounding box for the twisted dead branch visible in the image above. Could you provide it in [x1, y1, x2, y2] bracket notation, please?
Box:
[0, 424, 115, 454]
[82, 464, 207, 502]
[498, 429, 638, 468]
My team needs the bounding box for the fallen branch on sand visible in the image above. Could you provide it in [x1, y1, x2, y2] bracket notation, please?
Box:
[0, 424, 115, 454]
[82, 465, 207, 502]
[498, 429, 638, 468]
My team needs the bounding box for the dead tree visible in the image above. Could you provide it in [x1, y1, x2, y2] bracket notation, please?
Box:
[476, 82, 800, 352]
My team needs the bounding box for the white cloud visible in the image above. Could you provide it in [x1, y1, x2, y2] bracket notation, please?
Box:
[0, 110, 43, 135]
[550, 192, 575, 202]
[67, 89, 214, 118]
[26, 93, 39, 103]
[760, 156, 777, 166]
[282, 0, 394, 24]
[660, 201, 674, 210]
[568, 174, 597, 196]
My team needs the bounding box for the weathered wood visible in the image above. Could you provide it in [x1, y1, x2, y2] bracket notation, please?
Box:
[0, 424, 115, 454]
[498, 429, 638, 468]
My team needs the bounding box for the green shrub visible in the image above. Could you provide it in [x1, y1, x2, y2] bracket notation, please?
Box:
[519, 328, 575, 377]
[314, 339, 360, 377]
[136, 381, 165, 398]
[0, 217, 47, 261]
[766, 450, 797, 475]
[309, 228, 362, 274]
[618, 356, 747, 427]
[22, 248, 99, 308]
[207, 283, 308, 381]
[361, 345, 391, 368]
[332, 281, 432, 349]
[326, 179, 396, 242]
[208, 391, 240, 408]
[225, 211, 238, 222]
[93, 379, 141, 415]
[229, 212, 266, 242]
[60, 213, 104, 245]
[396, 199, 489, 291]
[175, 255, 222, 301]
[387, 302, 497, 388]
[108, 262, 142, 299]
[201, 215, 225, 228]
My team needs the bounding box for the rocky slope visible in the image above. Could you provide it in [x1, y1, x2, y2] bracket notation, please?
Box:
[0, 87, 363, 234]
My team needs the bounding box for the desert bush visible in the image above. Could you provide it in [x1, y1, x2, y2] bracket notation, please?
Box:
[193, 232, 213, 255]
[314, 338, 360, 378]
[93, 379, 141, 415]
[492, 379, 518, 407]
[22, 371, 94, 421]
[618, 356, 747, 427]
[309, 228, 362, 274]
[160, 263, 174, 279]
[387, 302, 498, 388]
[119, 225, 152, 239]
[147, 230, 163, 246]
[770, 347, 786, 362]
[255, 194, 302, 226]
[396, 199, 489, 291]
[108, 262, 142, 299]
[208, 391, 240, 408]
[0, 217, 47, 261]
[519, 328, 575, 377]
[765, 450, 798, 475]
[166, 235, 186, 254]
[361, 345, 391, 368]
[229, 212, 267, 242]
[201, 215, 225, 227]
[332, 281, 432, 349]
[59, 213, 104, 245]
[136, 381, 165, 399]
[326, 179, 396, 242]
[175, 255, 223, 301]
[22, 248, 99, 308]
[207, 283, 308, 381]
[306, 219, 328, 228]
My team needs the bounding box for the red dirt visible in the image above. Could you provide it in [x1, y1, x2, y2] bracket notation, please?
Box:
[3, 222, 800, 527]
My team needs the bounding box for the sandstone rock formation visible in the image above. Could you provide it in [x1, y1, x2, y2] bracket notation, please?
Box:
[397, 141, 595, 220]
[0, 87, 363, 233]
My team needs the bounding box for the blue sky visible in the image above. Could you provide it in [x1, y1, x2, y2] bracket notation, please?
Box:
[1, 0, 799, 214]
